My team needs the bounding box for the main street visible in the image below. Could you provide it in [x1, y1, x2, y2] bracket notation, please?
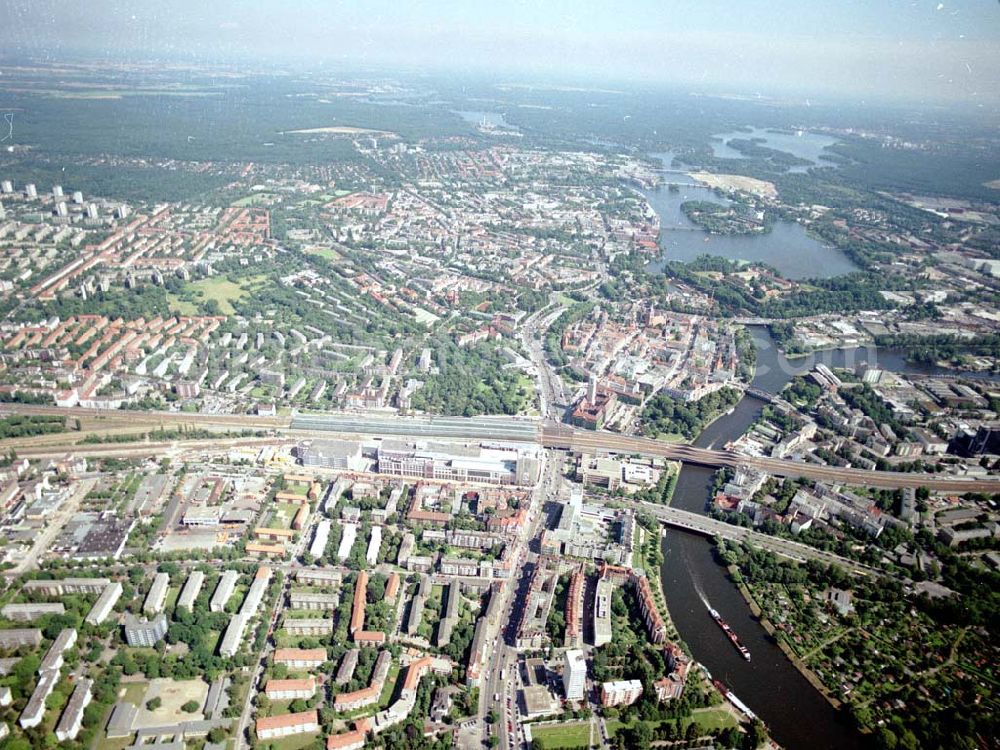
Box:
[474, 450, 562, 750]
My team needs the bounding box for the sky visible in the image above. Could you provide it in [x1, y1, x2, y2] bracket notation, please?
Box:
[1, 0, 998, 104]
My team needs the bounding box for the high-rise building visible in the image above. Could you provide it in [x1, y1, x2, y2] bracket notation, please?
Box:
[123, 613, 168, 647]
[24, 183, 37, 198]
[52, 185, 63, 198]
[563, 649, 586, 701]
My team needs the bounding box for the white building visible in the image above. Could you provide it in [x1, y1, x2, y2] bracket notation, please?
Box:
[255, 710, 319, 740]
[85, 582, 123, 625]
[19, 670, 58, 728]
[55, 678, 93, 741]
[309, 519, 331, 559]
[210, 570, 239, 612]
[366, 526, 383, 566]
[563, 649, 586, 702]
[264, 678, 316, 701]
[338, 522, 358, 561]
[143, 572, 169, 615]
[600, 679, 643, 707]
[177, 571, 205, 611]
[219, 613, 249, 658]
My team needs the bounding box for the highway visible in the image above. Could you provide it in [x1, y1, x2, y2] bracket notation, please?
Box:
[621, 499, 882, 578]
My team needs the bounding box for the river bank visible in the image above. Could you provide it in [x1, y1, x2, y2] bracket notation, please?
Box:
[725, 562, 844, 711]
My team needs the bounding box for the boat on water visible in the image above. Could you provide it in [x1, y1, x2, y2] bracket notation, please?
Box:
[712, 679, 758, 723]
[709, 606, 751, 661]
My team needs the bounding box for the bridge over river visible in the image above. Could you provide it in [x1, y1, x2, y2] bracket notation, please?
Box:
[622, 500, 881, 577]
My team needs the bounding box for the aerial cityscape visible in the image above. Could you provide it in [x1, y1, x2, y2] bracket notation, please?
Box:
[0, 3, 996, 750]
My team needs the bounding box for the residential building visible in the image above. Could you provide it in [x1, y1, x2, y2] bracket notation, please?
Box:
[55, 678, 92, 741]
[1, 603, 65, 621]
[19, 669, 58, 728]
[39, 628, 77, 673]
[23, 578, 110, 597]
[144, 572, 169, 615]
[219, 613, 249, 657]
[123, 613, 168, 647]
[594, 578, 613, 647]
[563, 649, 586, 702]
[255, 710, 319, 740]
[335, 649, 359, 685]
[210, 570, 239, 612]
[265, 678, 316, 701]
[274, 648, 327, 670]
[86, 582, 123, 625]
[0, 629, 42, 649]
[289, 591, 339, 611]
[600, 680, 643, 707]
[295, 567, 343, 588]
[177, 571, 205, 611]
[284, 618, 333, 637]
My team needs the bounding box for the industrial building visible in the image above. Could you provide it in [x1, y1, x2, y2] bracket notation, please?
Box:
[377, 439, 540, 486]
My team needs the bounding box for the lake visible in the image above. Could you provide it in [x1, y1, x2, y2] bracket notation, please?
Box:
[710, 127, 842, 173]
[640, 184, 859, 279]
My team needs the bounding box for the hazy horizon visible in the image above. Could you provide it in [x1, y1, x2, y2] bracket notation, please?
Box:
[1, 0, 998, 107]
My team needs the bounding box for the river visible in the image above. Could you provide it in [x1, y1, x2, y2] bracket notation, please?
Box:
[657, 327, 993, 750]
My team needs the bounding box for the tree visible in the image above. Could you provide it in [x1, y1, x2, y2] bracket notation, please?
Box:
[181, 700, 200, 713]
[208, 727, 228, 743]
[146, 696, 162, 711]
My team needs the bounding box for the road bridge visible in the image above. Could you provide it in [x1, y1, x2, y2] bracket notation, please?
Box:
[625, 501, 882, 577]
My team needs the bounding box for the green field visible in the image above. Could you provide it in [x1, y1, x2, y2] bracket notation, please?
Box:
[167, 276, 264, 315]
[304, 246, 341, 260]
[530, 722, 596, 749]
[605, 707, 738, 739]
[233, 193, 280, 207]
[265, 731, 322, 750]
